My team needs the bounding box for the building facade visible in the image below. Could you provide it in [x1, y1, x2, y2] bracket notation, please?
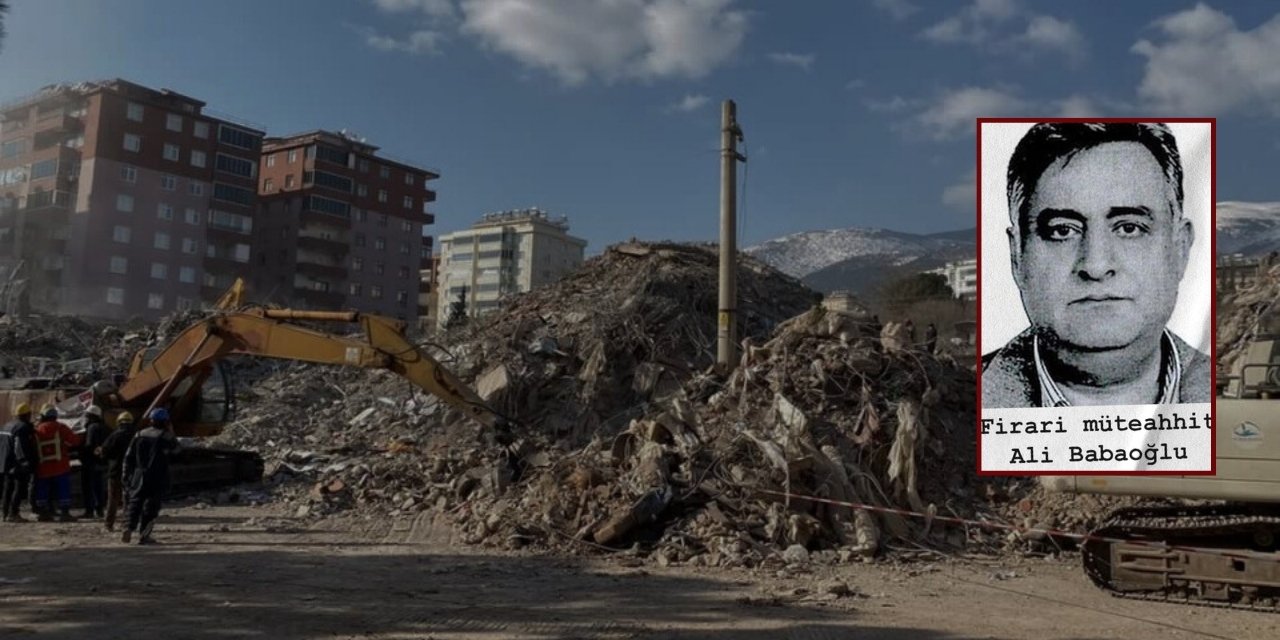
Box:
[254, 130, 437, 322]
[0, 79, 262, 319]
[927, 257, 977, 301]
[437, 208, 586, 328]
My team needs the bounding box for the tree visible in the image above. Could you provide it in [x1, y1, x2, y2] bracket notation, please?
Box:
[445, 286, 469, 329]
[877, 272, 954, 304]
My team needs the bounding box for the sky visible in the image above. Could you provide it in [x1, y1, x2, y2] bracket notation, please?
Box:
[2, 0, 1279, 254]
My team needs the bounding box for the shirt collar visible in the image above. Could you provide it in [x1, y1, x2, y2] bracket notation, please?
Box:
[1032, 329, 1181, 407]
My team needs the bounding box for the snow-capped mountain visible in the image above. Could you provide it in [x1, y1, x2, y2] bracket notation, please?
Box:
[745, 227, 975, 294]
[1217, 201, 1280, 256]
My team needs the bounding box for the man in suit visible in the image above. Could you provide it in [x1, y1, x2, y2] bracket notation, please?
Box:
[983, 122, 1211, 408]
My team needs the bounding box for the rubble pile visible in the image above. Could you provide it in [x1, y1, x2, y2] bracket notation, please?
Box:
[443, 306, 985, 566]
[1218, 263, 1280, 372]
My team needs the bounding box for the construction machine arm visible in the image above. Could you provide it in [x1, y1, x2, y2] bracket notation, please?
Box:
[117, 310, 502, 430]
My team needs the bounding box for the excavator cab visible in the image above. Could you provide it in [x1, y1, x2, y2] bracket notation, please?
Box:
[118, 345, 236, 437]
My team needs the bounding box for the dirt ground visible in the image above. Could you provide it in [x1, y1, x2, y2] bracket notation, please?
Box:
[0, 500, 1274, 640]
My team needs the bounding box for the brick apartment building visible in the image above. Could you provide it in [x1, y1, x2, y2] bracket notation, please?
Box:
[254, 130, 437, 322]
[0, 79, 263, 319]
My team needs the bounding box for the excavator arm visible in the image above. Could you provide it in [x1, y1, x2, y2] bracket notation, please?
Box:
[115, 308, 501, 434]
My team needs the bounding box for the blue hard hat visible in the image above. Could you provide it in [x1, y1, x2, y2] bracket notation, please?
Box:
[148, 407, 170, 422]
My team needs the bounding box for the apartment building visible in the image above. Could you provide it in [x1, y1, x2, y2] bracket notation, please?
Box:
[254, 130, 436, 322]
[418, 250, 440, 330]
[436, 208, 587, 328]
[0, 79, 263, 319]
[927, 257, 977, 301]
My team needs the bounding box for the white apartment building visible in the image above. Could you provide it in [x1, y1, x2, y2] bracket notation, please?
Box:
[928, 257, 977, 300]
[436, 208, 586, 327]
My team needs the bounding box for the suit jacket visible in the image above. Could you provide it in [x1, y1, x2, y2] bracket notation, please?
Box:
[981, 329, 1212, 408]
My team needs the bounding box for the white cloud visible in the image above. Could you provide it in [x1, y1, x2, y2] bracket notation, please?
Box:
[845, 78, 867, 90]
[864, 95, 918, 113]
[458, 0, 748, 85]
[922, 0, 1084, 61]
[1056, 95, 1097, 118]
[371, 0, 457, 19]
[668, 94, 710, 113]
[942, 169, 976, 211]
[1132, 4, 1280, 115]
[914, 86, 1030, 140]
[871, 0, 918, 21]
[767, 51, 815, 71]
[358, 26, 447, 55]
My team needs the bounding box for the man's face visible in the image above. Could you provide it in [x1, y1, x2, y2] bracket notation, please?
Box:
[1009, 142, 1192, 351]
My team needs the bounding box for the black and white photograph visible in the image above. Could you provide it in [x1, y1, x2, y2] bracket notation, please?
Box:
[979, 120, 1213, 474]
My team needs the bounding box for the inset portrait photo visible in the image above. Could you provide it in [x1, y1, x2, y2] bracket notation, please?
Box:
[978, 120, 1214, 474]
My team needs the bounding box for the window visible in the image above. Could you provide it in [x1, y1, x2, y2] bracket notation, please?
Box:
[30, 159, 57, 180]
[403, 195, 413, 209]
[179, 266, 195, 283]
[401, 220, 413, 233]
[218, 124, 259, 150]
[263, 178, 273, 192]
[163, 144, 180, 162]
[349, 283, 362, 297]
[358, 158, 369, 173]
[190, 150, 207, 168]
[181, 238, 197, 254]
[266, 154, 276, 168]
[106, 287, 125, 305]
[147, 293, 164, 310]
[399, 241, 410, 255]
[287, 149, 297, 163]
[123, 134, 141, 152]
[120, 165, 137, 183]
[232, 243, 250, 263]
[1, 139, 27, 158]
[157, 203, 174, 221]
[188, 181, 205, 197]
[307, 195, 350, 218]
[378, 214, 387, 227]
[284, 174, 295, 189]
[398, 265, 410, 279]
[215, 153, 256, 178]
[150, 263, 168, 280]
[377, 189, 387, 203]
[306, 170, 351, 193]
[396, 290, 408, 304]
[113, 225, 131, 243]
[166, 113, 183, 132]
[352, 257, 363, 271]
[208, 209, 253, 234]
[193, 121, 209, 138]
[375, 262, 385, 275]
[354, 233, 365, 247]
[184, 208, 200, 224]
[354, 208, 367, 222]
[116, 194, 134, 213]
[404, 173, 414, 186]
[379, 165, 390, 179]
[127, 102, 144, 122]
[109, 256, 128, 274]
[370, 285, 383, 299]
[160, 174, 177, 191]
[357, 184, 367, 197]
[315, 144, 349, 166]
[375, 237, 386, 251]
[212, 183, 254, 206]
[154, 231, 171, 250]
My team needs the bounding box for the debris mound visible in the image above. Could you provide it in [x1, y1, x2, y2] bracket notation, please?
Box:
[1219, 263, 1280, 373]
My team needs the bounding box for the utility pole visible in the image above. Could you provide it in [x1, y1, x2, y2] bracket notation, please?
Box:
[717, 100, 745, 374]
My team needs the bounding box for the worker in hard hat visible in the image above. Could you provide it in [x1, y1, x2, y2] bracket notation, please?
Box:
[1, 403, 38, 522]
[78, 405, 110, 519]
[121, 407, 179, 544]
[33, 405, 81, 522]
[99, 411, 138, 532]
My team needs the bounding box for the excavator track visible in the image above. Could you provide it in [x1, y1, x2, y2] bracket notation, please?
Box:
[1083, 504, 1280, 612]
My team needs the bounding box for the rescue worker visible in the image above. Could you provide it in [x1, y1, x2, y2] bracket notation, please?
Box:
[122, 408, 179, 544]
[924, 322, 938, 354]
[99, 411, 137, 532]
[33, 406, 80, 522]
[1, 403, 38, 522]
[79, 405, 109, 519]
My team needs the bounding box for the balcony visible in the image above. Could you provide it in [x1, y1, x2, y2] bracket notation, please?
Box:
[296, 257, 347, 280]
[206, 224, 251, 244]
[297, 233, 350, 256]
[295, 286, 344, 307]
[22, 189, 74, 212]
[34, 112, 82, 135]
[300, 208, 352, 229]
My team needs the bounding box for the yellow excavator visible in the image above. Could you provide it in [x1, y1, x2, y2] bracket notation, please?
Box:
[0, 279, 505, 493]
[1043, 312, 1280, 611]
